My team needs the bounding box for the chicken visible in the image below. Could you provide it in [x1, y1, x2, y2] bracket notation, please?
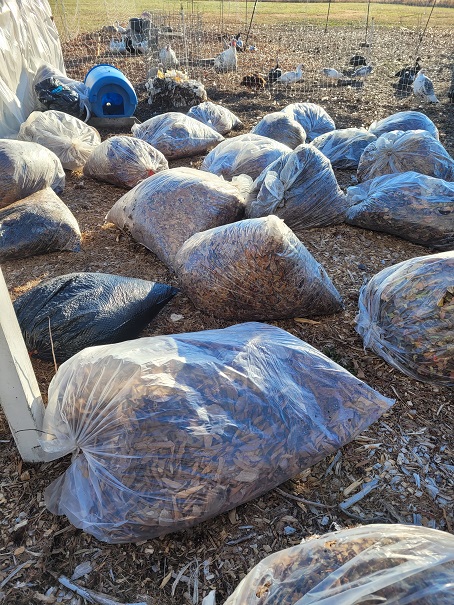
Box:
[322, 68, 344, 80]
[241, 73, 267, 89]
[395, 57, 421, 78]
[412, 69, 439, 103]
[235, 33, 244, 52]
[351, 64, 373, 78]
[268, 61, 282, 84]
[349, 54, 367, 67]
[214, 39, 237, 73]
[159, 44, 179, 70]
[276, 64, 304, 84]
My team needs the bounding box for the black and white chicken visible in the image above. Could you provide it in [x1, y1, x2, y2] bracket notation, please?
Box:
[268, 60, 282, 84]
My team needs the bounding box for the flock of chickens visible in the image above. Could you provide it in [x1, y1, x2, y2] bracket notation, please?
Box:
[210, 36, 443, 103]
[106, 17, 448, 104]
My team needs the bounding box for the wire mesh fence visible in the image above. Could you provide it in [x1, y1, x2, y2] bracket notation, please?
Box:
[51, 0, 454, 111]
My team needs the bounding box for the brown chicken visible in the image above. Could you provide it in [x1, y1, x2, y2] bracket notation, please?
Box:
[240, 73, 267, 89]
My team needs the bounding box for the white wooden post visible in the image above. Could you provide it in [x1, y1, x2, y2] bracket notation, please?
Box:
[0, 267, 47, 462]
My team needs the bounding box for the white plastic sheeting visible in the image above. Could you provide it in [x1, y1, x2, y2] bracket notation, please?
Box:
[0, 0, 65, 138]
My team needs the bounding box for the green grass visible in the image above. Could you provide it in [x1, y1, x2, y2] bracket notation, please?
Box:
[50, 1, 454, 34]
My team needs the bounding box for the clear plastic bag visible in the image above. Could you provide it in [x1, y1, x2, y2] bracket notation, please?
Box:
[41, 322, 393, 543]
[131, 112, 224, 159]
[310, 127, 377, 169]
[280, 103, 335, 142]
[246, 145, 348, 230]
[106, 167, 248, 269]
[187, 101, 243, 135]
[356, 251, 454, 386]
[83, 136, 169, 188]
[357, 129, 454, 183]
[224, 524, 454, 605]
[174, 215, 344, 320]
[368, 110, 439, 140]
[0, 188, 80, 261]
[201, 133, 291, 181]
[14, 272, 178, 363]
[33, 63, 90, 120]
[18, 110, 101, 170]
[251, 112, 307, 149]
[0, 139, 65, 209]
[346, 171, 454, 250]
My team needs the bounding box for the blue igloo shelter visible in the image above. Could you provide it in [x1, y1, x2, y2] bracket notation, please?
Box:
[84, 64, 138, 118]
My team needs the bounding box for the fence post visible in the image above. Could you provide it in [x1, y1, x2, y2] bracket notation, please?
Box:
[0, 267, 47, 462]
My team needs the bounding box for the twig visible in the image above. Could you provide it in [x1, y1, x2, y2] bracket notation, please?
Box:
[226, 532, 256, 546]
[275, 487, 336, 509]
[338, 508, 389, 523]
[58, 576, 147, 605]
[339, 477, 380, 510]
[0, 561, 30, 588]
[48, 316, 58, 374]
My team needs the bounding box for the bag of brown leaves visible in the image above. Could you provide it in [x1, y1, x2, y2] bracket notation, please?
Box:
[224, 524, 454, 605]
[42, 322, 393, 543]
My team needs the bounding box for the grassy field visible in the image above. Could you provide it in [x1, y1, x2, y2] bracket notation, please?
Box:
[50, 1, 454, 34]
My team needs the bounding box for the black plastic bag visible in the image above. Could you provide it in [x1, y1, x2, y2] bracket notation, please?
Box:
[14, 272, 178, 363]
[0, 188, 81, 262]
[35, 77, 84, 118]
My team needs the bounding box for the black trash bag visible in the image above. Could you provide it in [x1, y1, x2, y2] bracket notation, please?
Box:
[33, 64, 90, 120]
[35, 77, 82, 118]
[0, 188, 81, 262]
[14, 272, 179, 363]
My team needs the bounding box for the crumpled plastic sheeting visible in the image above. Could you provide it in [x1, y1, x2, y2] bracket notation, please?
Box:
[357, 129, 454, 183]
[0, 139, 65, 209]
[187, 101, 243, 135]
[251, 112, 307, 149]
[83, 136, 169, 189]
[346, 171, 454, 250]
[368, 110, 439, 140]
[247, 144, 348, 230]
[310, 127, 377, 169]
[201, 133, 291, 181]
[131, 112, 224, 159]
[18, 110, 101, 170]
[41, 322, 393, 543]
[356, 251, 454, 386]
[280, 102, 335, 141]
[0, 0, 65, 138]
[224, 524, 454, 605]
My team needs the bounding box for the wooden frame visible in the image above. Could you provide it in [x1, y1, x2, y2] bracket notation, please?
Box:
[0, 267, 47, 462]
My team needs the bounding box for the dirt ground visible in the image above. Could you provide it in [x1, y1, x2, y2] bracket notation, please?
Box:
[0, 21, 453, 605]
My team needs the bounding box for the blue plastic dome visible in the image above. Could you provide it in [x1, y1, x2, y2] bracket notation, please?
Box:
[84, 64, 138, 118]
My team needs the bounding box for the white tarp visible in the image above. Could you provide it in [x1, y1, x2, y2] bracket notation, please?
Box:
[0, 0, 65, 138]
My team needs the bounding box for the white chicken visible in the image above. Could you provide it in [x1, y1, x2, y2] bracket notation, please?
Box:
[214, 39, 238, 73]
[412, 69, 439, 103]
[351, 64, 373, 78]
[159, 44, 179, 70]
[276, 64, 304, 84]
[322, 68, 344, 79]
